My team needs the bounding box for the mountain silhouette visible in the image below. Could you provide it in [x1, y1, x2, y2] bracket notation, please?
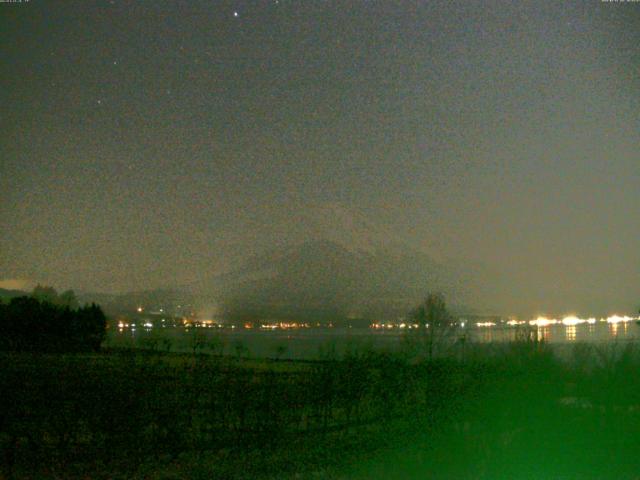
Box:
[197, 204, 476, 322]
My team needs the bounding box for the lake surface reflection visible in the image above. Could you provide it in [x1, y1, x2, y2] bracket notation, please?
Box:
[106, 319, 640, 360]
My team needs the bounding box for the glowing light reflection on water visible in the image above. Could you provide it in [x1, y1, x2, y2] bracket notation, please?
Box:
[107, 317, 640, 360]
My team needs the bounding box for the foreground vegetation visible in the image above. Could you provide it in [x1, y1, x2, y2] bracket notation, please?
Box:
[3, 338, 640, 479]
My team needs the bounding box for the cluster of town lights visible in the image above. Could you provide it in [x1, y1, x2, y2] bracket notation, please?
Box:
[259, 322, 310, 330]
[371, 323, 421, 329]
[117, 321, 154, 329]
[116, 315, 638, 331]
[371, 315, 638, 330]
[475, 315, 638, 328]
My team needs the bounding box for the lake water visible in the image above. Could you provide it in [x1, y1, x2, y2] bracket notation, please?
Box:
[106, 319, 640, 360]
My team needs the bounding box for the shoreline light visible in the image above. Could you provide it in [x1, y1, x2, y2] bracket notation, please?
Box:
[561, 316, 585, 326]
[507, 319, 526, 326]
[529, 317, 557, 327]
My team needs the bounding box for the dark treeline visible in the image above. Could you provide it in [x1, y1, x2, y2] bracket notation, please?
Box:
[0, 295, 106, 353]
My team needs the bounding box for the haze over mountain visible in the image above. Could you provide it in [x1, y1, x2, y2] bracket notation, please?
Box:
[3, 203, 490, 321]
[190, 203, 488, 322]
[4, 200, 636, 320]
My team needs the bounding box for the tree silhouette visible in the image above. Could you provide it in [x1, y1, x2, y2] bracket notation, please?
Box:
[31, 285, 79, 309]
[410, 292, 455, 360]
[31, 284, 58, 304]
[0, 296, 107, 352]
[58, 290, 79, 309]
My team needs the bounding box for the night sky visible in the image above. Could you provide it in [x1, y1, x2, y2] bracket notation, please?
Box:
[1, 0, 639, 316]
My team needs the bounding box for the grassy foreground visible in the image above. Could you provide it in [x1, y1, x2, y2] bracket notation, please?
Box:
[2, 340, 640, 479]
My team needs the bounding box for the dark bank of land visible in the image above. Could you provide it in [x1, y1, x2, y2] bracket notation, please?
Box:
[3, 339, 640, 479]
[2, 294, 640, 479]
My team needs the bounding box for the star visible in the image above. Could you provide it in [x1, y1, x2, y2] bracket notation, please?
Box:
[233, 11, 239, 18]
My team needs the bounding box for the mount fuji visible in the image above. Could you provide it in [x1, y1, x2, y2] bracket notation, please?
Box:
[196, 203, 480, 323]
